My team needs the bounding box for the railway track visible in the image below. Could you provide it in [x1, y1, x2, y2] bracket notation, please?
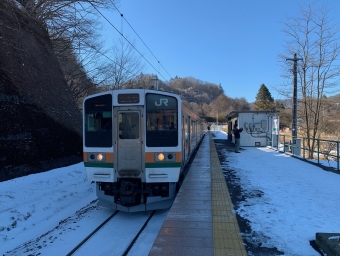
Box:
[67, 210, 157, 256]
[66, 210, 119, 255]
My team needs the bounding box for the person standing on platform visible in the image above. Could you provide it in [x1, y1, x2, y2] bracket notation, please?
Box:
[233, 124, 243, 153]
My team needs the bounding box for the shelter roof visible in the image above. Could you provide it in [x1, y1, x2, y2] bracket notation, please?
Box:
[225, 110, 279, 119]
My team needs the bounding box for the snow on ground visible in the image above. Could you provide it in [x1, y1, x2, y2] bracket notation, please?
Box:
[0, 163, 99, 254]
[213, 130, 340, 255]
[1, 131, 339, 255]
[0, 163, 167, 256]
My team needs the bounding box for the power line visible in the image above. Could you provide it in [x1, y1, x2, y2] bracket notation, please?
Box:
[90, 2, 170, 82]
[110, 1, 173, 80]
[71, 5, 142, 83]
[73, 28, 143, 85]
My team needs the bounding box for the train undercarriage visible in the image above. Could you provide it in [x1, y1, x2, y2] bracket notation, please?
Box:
[97, 179, 176, 211]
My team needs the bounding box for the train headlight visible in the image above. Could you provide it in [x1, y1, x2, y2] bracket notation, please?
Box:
[87, 153, 106, 162]
[157, 153, 165, 161]
[97, 153, 104, 161]
[154, 152, 175, 162]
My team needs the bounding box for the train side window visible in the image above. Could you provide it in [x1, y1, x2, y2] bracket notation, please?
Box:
[191, 120, 195, 138]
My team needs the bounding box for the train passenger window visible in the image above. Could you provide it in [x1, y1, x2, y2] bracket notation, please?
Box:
[146, 93, 178, 147]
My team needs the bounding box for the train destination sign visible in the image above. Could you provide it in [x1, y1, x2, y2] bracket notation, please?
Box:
[118, 93, 140, 104]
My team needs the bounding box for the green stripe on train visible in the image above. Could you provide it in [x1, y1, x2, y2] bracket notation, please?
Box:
[84, 162, 113, 168]
[145, 162, 181, 168]
[84, 162, 181, 168]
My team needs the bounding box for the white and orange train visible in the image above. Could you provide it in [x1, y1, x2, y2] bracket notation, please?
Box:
[83, 89, 205, 212]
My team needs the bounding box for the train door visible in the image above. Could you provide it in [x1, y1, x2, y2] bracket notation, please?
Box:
[114, 107, 142, 178]
[181, 115, 184, 163]
[182, 115, 186, 164]
[188, 116, 191, 156]
[182, 115, 190, 163]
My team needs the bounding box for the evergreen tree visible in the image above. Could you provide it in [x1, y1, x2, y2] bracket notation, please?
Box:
[254, 84, 275, 110]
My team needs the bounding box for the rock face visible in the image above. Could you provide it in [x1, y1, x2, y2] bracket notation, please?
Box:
[0, 2, 83, 181]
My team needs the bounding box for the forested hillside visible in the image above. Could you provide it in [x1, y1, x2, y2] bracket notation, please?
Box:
[124, 74, 251, 122]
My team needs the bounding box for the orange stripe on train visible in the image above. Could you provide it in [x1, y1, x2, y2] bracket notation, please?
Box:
[83, 152, 114, 162]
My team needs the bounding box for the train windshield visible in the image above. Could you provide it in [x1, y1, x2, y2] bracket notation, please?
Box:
[146, 93, 178, 147]
[84, 94, 113, 147]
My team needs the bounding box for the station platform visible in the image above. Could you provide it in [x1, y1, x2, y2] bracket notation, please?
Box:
[149, 132, 247, 256]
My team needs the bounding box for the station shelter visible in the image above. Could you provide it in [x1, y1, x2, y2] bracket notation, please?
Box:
[226, 110, 279, 147]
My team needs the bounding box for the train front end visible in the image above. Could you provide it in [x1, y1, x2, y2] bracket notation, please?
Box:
[83, 89, 182, 212]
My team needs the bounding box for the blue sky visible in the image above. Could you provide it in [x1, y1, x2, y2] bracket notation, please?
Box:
[99, 0, 340, 103]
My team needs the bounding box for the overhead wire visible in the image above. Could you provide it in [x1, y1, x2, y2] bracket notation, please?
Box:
[110, 0, 173, 80]
[90, 2, 170, 82]
[72, 3, 142, 84]
[76, 34, 142, 81]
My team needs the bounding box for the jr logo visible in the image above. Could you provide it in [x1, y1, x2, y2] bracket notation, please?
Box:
[155, 98, 168, 106]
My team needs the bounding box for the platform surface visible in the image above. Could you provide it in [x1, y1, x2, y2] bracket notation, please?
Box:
[149, 133, 246, 256]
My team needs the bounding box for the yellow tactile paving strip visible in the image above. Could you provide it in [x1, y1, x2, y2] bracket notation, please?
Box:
[209, 133, 247, 256]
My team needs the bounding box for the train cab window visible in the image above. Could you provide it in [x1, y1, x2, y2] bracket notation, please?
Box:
[84, 94, 113, 147]
[146, 93, 178, 147]
[86, 111, 112, 132]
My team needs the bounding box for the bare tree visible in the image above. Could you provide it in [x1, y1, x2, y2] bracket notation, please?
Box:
[11, 0, 114, 28]
[194, 92, 210, 103]
[124, 73, 159, 89]
[102, 37, 145, 90]
[189, 102, 200, 114]
[10, 0, 115, 53]
[169, 77, 223, 103]
[201, 103, 211, 118]
[209, 95, 233, 122]
[280, 3, 340, 158]
[56, 40, 98, 107]
[9, 0, 119, 97]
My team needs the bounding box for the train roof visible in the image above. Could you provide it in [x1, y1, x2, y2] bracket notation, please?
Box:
[84, 88, 181, 100]
[83, 88, 204, 122]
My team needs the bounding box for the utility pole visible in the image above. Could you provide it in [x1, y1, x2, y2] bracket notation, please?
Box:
[150, 75, 158, 90]
[286, 53, 303, 138]
[216, 111, 218, 125]
[156, 75, 158, 90]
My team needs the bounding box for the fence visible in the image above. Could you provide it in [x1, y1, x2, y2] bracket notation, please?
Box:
[277, 134, 340, 171]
